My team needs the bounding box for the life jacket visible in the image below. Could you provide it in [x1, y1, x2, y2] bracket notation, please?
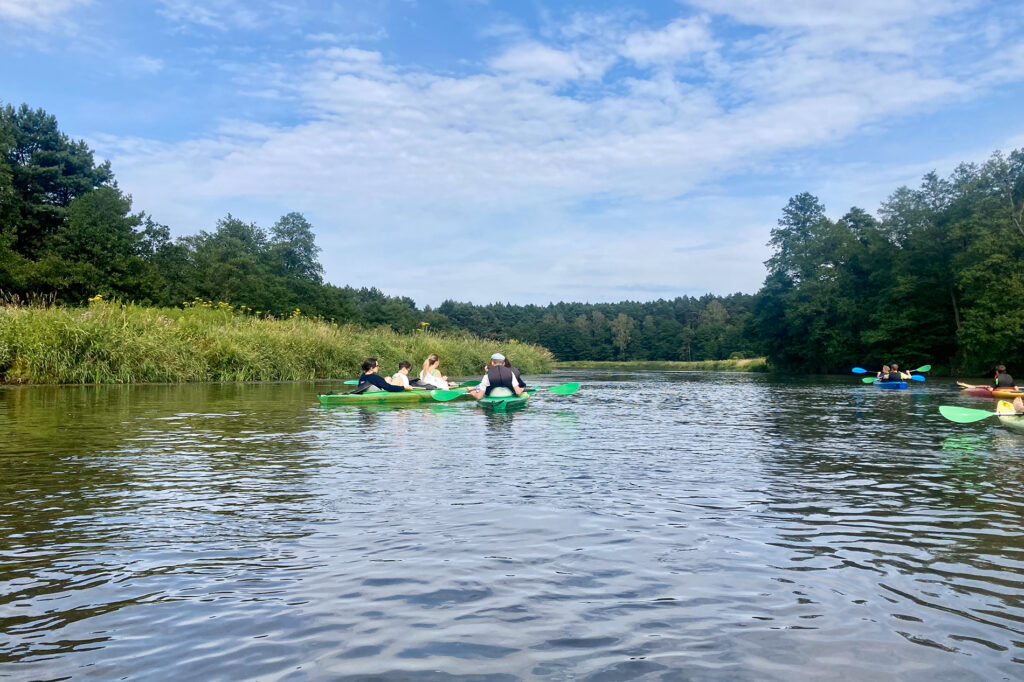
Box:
[996, 372, 1015, 387]
[484, 365, 515, 396]
[884, 372, 903, 383]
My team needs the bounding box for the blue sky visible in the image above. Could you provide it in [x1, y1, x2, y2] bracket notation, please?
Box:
[3, 1, 1024, 306]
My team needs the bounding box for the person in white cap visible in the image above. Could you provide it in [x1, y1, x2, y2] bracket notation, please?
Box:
[467, 353, 525, 400]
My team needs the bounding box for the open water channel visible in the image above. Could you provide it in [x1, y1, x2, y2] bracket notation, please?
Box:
[1, 370, 1023, 680]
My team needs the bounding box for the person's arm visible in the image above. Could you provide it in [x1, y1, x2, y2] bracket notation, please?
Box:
[512, 373, 525, 395]
[469, 375, 489, 399]
[368, 373, 406, 392]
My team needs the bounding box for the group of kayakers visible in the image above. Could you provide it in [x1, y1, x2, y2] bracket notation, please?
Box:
[355, 352, 526, 401]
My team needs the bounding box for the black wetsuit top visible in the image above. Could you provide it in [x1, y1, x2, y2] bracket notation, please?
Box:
[484, 365, 516, 396]
[358, 373, 406, 392]
[996, 372, 1015, 388]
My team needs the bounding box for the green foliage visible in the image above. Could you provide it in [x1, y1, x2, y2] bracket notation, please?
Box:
[757, 149, 1024, 374]
[0, 299, 554, 384]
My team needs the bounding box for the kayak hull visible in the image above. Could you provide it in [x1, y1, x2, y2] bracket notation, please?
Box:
[318, 389, 468, 405]
[997, 400, 1024, 433]
[874, 380, 907, 390]
[957, 381, 1024, 399]
[477, 393, 530, 410]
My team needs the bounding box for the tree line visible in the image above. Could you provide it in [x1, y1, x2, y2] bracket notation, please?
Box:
[0, 102, 757, 362]
[2, 101, 1021, 371]
[752, 154, 1024, 374]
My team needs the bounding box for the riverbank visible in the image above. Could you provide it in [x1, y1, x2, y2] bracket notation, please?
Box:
[0, 299, 553, 384]
[556, 358, 769, 372]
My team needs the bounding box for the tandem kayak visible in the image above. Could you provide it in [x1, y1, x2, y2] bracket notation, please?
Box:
[318, 388, 470, 406]
[997, 401, 1024, 433]
[874, 380, 907, 390]
[957, 381, 1024, 399]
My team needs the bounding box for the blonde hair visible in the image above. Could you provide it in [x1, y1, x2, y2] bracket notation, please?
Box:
[422, 353, 440, 377]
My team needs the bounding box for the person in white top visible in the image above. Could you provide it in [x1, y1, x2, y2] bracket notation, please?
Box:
[468, 353, 525, 399]
[390, 361, 412, 388]
[419, 353, 455, 389]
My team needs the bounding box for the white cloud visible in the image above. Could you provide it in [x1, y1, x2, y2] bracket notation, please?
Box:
[123, 55, 164, 76]
[490, 43, 592, 82]
[91, 4, 1024, 304]
[621, 16, 715, 65]
[0, 0, 88, 28]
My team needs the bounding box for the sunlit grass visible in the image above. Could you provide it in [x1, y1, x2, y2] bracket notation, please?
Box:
[0, 299, 554, 384]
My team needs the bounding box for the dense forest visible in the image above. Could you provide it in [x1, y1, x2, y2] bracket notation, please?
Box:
[1, 101, 1022, 372]
[754, 156, 1024, 373]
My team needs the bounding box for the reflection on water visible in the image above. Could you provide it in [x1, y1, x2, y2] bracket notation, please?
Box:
[2, 372, 1024, 679]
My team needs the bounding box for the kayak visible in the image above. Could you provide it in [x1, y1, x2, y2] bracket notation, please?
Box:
[874, 380, 907, 390]
[318, 388, 470, 406]
[997, 400, 1024, 433]
[477, 392, 530, 410]
[957, 381, 1024, 399]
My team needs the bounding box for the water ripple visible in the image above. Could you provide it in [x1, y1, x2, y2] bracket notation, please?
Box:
[1, 374, 1023, 679]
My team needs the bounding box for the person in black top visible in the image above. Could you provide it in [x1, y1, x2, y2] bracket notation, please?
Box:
[468, 353, 525, 399]
[504, 357, 527, 389]
[994, 365, 1017, 389]
[357, 357, 409, 392]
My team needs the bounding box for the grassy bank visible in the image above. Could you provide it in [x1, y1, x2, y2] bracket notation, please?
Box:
[556, 358, 769, 372]
[0, 299, 554, 384]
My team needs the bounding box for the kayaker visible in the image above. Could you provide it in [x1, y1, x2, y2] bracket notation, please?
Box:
[994, 365, 1017, 389]
[504, 357, 527, 388]
[390, 361, 413, 388]
[468, 353, 525, 400]
[420, 353, 456, 389]
[358, 358, 409, 392]
[876, 365, 891, 379]
[890, 363, 911, 381]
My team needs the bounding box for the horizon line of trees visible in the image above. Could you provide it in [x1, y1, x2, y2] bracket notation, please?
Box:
[2, 101, 1021, 372]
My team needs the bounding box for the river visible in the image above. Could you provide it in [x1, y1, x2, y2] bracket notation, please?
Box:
[1, 370, 1022, 680]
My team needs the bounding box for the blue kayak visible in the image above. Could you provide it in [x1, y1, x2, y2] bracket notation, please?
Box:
[874, 380, 908, 390]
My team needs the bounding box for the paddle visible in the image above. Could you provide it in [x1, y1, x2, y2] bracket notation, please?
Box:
[431, 388, 471, 402]
[861, 375, 926, 383]
[939, 405, 1019, 424]
[458, 380, 480, 387]
[431, 382, 580, 402]
[853, 364, 930, 375]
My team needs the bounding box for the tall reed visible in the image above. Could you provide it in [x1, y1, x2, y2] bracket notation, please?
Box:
[0, 299, 554, 384]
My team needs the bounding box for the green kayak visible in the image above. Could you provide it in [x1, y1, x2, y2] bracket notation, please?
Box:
[318, 388, 470, 406]
[476, 392, 530, 410]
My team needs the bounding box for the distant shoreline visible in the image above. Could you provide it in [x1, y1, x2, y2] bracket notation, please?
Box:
[556, 358, 769, 372]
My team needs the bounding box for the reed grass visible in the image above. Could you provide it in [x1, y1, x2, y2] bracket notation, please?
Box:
[556, 358, 769, 372]
[0, 299, 554, 384]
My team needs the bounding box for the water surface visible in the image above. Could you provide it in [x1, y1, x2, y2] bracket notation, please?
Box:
[2, 371, 1023, 680]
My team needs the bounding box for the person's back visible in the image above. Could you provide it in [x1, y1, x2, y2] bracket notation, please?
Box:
[504, 358, 526, 389]
[391, 361, 412, 388]
[995, 365, 1016, 388]
[485, 364, 517, 396]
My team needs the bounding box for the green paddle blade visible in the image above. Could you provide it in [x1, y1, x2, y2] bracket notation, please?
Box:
[343, 380, 358, 385]
[939, 405, 995, 424]
[431, 388, 467, 402]
[862, 376, 877, 383]
[547, 382, 580, 395]
[913, 364, 931, 373]
[458, 380, 480, 387]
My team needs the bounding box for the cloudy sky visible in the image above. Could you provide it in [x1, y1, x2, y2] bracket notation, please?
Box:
[3, 1, 1024, 306]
